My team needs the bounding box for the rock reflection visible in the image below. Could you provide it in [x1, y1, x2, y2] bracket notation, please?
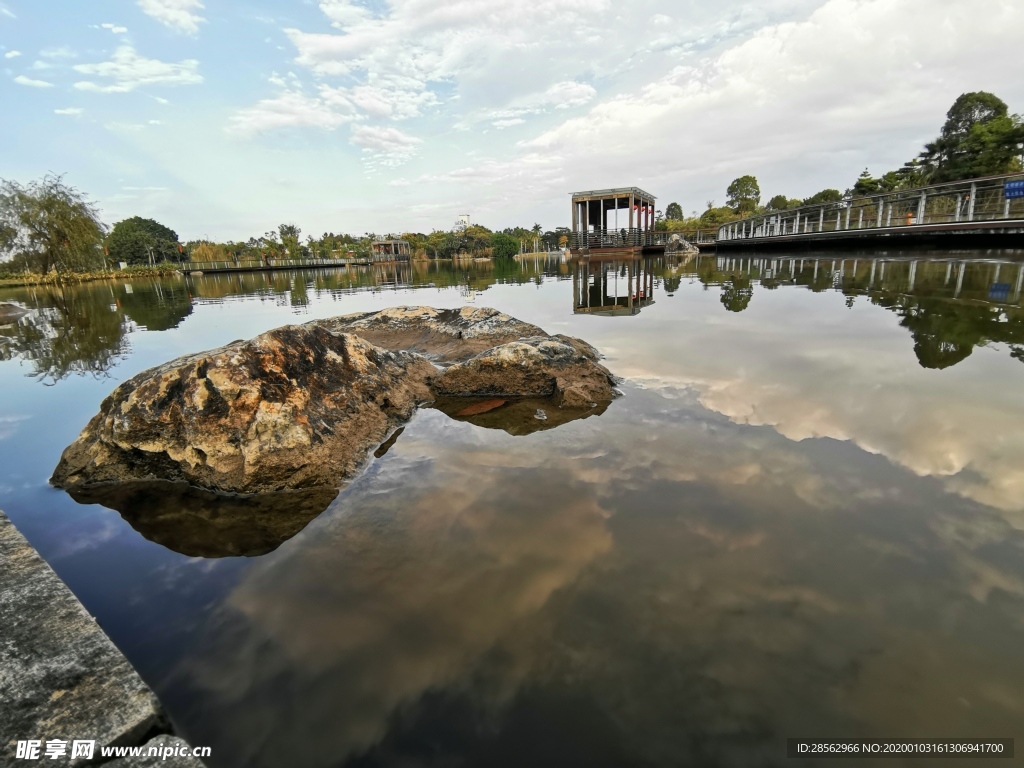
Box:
[68, 481, 337, 557]
[428, 395, 608, 435]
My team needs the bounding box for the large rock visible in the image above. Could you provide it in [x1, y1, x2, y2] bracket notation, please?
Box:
[316, 306, 546, 362]
[434, 335, 617, 408]
[50, 325, 435, 495]
[51, 308, 618, 501]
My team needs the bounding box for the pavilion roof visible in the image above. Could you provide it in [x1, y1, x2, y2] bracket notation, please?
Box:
[570, 187, 656, 201]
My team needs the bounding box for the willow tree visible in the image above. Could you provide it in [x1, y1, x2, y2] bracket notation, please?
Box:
[0, 175, 107, 274]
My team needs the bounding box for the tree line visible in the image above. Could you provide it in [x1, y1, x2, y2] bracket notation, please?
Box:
[0, 178, 573, 279]
[656, 91, 1024, 232]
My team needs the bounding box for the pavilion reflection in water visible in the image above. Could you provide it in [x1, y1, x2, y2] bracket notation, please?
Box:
[571, 256, 657, 316]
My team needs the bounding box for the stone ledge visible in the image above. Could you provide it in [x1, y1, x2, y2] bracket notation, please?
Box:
[0, 510, 203, 766]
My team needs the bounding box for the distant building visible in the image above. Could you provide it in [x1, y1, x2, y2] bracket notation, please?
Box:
[455, 214, 471, 230]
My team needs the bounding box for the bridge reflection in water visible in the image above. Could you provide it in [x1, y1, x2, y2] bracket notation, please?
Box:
[576, 252, 1024, 370]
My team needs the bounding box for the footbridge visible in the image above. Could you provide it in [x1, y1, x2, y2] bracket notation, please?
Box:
[716, 174, 1024, 251]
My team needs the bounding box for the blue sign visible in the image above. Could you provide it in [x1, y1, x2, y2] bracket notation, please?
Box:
[989, 283, 1011, 301]
[1006, 180, 1024, 199]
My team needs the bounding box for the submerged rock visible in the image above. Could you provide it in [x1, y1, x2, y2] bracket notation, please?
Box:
[316, 306, 545, 362]
[51, 324, 435, 495]
[434, 335, 617, 408]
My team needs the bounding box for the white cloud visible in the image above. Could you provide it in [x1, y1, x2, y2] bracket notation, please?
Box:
[0, 415, 31, 442]
[54, 107, 84, 115]
[277, 0, 609, 127]
[4, 49, 19, 58]
[14, 74, 54, 88]
[101, 22, 129, 34]
[471, 80, 596, 129]
[39, 46, 76, 59]
[350, 124, 422, 167]
[229, 77, 356, 136]
[521, 0, 1024, 210]
[136, 0, 205, 34]
[493, 118, 525, 129]
[0, 3, 14, 19]
[73, 45, 202, 92]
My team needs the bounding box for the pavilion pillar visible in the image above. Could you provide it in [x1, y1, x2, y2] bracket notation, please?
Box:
[629, 193, 635, 231]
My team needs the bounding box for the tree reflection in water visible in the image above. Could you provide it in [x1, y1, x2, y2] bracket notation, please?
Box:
[0, 255, 1020, 386]
[687, 253, 1024, 369]
[0, 280, 193, 384]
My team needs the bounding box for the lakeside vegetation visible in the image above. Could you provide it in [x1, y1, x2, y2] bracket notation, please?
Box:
[0, 176, 569, 285]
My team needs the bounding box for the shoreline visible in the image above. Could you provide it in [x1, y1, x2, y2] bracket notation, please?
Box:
[0, 265, 183, 289]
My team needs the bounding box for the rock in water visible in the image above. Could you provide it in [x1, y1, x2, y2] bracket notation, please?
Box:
[51, 308, 618, 499]
[433, 336, 617, 408]
[50, 325, 435, 495]
[316, 306, 546, 362]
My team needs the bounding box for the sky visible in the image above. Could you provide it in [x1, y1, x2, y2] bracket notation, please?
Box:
[1, 0, 1022, 241]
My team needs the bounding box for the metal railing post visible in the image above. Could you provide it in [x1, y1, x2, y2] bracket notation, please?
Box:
[968, 183, 976, 221]
[917, 192, 927, 225]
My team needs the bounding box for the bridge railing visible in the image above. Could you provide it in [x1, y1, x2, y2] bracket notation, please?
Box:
[717, 173, 1024, 242]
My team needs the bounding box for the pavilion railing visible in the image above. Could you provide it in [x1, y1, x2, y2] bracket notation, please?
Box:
[569, 229, 702, 249]
[716, 173, 1024, 242]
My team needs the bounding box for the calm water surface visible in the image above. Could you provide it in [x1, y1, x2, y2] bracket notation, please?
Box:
[2, 253, 1024, 767]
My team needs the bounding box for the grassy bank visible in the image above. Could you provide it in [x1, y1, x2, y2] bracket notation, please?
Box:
[0, 263, 183, 288]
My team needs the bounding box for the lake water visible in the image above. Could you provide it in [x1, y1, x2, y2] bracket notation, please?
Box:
[2, 252, 1024, 767]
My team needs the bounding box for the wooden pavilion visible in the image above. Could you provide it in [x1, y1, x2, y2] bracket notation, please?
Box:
[371, 239, 412, 263]
[569, 187, 658, 256]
